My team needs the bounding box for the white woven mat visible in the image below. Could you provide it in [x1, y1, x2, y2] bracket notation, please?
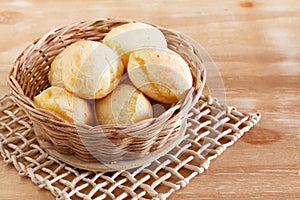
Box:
[0, 94, 260, 200]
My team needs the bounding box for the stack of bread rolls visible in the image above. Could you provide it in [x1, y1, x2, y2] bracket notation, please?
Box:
[34, 22, 193, 125]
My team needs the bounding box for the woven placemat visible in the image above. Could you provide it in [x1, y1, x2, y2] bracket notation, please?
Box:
[0, 94, 260, 200]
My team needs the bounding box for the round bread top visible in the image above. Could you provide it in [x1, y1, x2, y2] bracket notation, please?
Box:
[95, 84, 153, 125]
[103, 22, 167, 66]
[127, 48, 193, 103]
[34, 86, 93, 125]
[49, 40, 124, 99]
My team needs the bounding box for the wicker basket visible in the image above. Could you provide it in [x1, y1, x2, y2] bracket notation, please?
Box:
[8, 18, 206, 165]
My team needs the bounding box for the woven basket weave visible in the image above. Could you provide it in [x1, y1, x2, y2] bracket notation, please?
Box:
[8, 18, 206, 164]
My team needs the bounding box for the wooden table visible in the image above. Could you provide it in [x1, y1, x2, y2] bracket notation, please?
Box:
[0, 0, 299, 199]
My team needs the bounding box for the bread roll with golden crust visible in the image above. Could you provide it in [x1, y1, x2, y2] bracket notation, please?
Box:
[95, 84, 153, 125]
[34, 86, 94, 125]
[127, 48, 193, 104]
[103, 22, 167, 67]
[49, 40, 124, 99]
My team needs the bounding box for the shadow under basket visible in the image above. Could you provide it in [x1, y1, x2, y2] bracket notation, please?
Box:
[8, 18, 206, 171]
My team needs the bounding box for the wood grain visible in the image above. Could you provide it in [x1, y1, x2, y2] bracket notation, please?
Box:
[0, 0, 299, 199]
